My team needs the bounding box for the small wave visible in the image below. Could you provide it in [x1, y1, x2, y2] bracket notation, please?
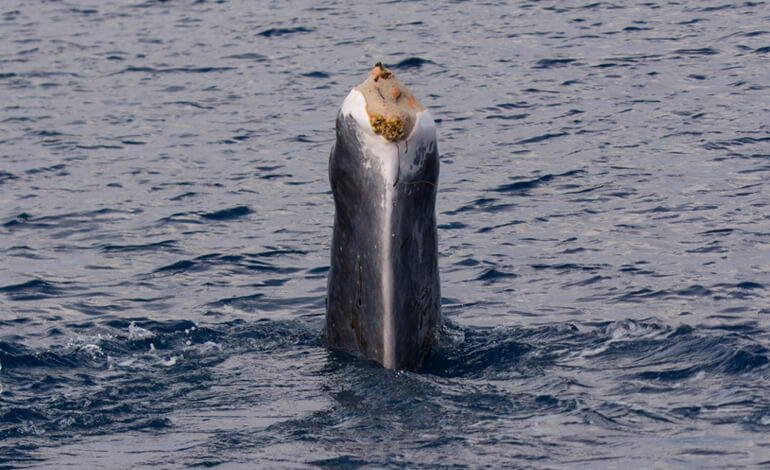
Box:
[253, 248, 308, 258]
[735, 282, 764, 290]
[257, 27, 313, 38]
[0, 171, 17, 184]
[486, 113, 529, 120]
[720, 347, 769, 374]
[392, 57, 435, 69]
[531, 262, 603, 272]
[613, 288, 669, 303]
[310, 456, 369, 468]
[301, 71, 330, 78]
[163, 100, 214, 110]
[68, 8, 98, 15]
[0, 279, 63, 301]
[673, 48, 720, 56]
[533, 58, 577, 69]
[493, 170, 583, 194]
[475, 268, 517, 283]
[442, 197, 515, 216]
[513, 132, 569, 145]
[169, 191, 198, 201]
[76, 144, 123, 150]
[115, 66, 235, 75]
[199, 205, 253, 221]
[3, 209, 126, 231]
[496, 102, 533, 109]
[623, 26, 652, 32]
[222, 52, 267, 61]
[154, 259, 201, 274]
[102, 239, 178, 253]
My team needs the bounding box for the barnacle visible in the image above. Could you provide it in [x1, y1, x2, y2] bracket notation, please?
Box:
[369, 114, 405, 142]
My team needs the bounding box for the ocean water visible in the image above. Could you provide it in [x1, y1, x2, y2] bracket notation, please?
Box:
[1, 0, 769, 468]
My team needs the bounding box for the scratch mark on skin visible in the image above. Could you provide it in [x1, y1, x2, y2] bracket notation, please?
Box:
[351, 255, 367, 351]
[404, 180, 436, 187]
[394, 146, 401, 186]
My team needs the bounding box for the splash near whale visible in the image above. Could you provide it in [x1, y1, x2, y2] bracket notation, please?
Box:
[325, 63, 442, 370]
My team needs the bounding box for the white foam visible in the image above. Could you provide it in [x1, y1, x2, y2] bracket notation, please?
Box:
[161, 355, 180, 367]
[128, 321, 155, 341]
[117, 358, 136, 367]
[79, 343, 104, 359]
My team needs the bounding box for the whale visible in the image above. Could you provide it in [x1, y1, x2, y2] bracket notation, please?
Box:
[325, 63, 442, 370]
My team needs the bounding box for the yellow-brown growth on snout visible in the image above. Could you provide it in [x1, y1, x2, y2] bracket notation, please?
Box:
[355, 62, 426, 142]
[369, 114, 406, 142]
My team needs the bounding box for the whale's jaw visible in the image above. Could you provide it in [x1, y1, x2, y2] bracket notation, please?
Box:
[325, 64, 441, 370]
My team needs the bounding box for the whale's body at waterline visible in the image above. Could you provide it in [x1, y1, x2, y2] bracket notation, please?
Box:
[325, 64, 442, 370]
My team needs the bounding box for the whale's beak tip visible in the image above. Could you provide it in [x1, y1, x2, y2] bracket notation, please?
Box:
[353, 62, 425, 142]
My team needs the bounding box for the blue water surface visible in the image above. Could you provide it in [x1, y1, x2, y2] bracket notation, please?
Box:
[1, 0, 769, 468]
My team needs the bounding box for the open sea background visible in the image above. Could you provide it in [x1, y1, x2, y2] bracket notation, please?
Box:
[1, 0, 769, 468]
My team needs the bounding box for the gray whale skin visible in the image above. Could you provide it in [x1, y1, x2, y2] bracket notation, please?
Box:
[325, 63, 442, 370]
